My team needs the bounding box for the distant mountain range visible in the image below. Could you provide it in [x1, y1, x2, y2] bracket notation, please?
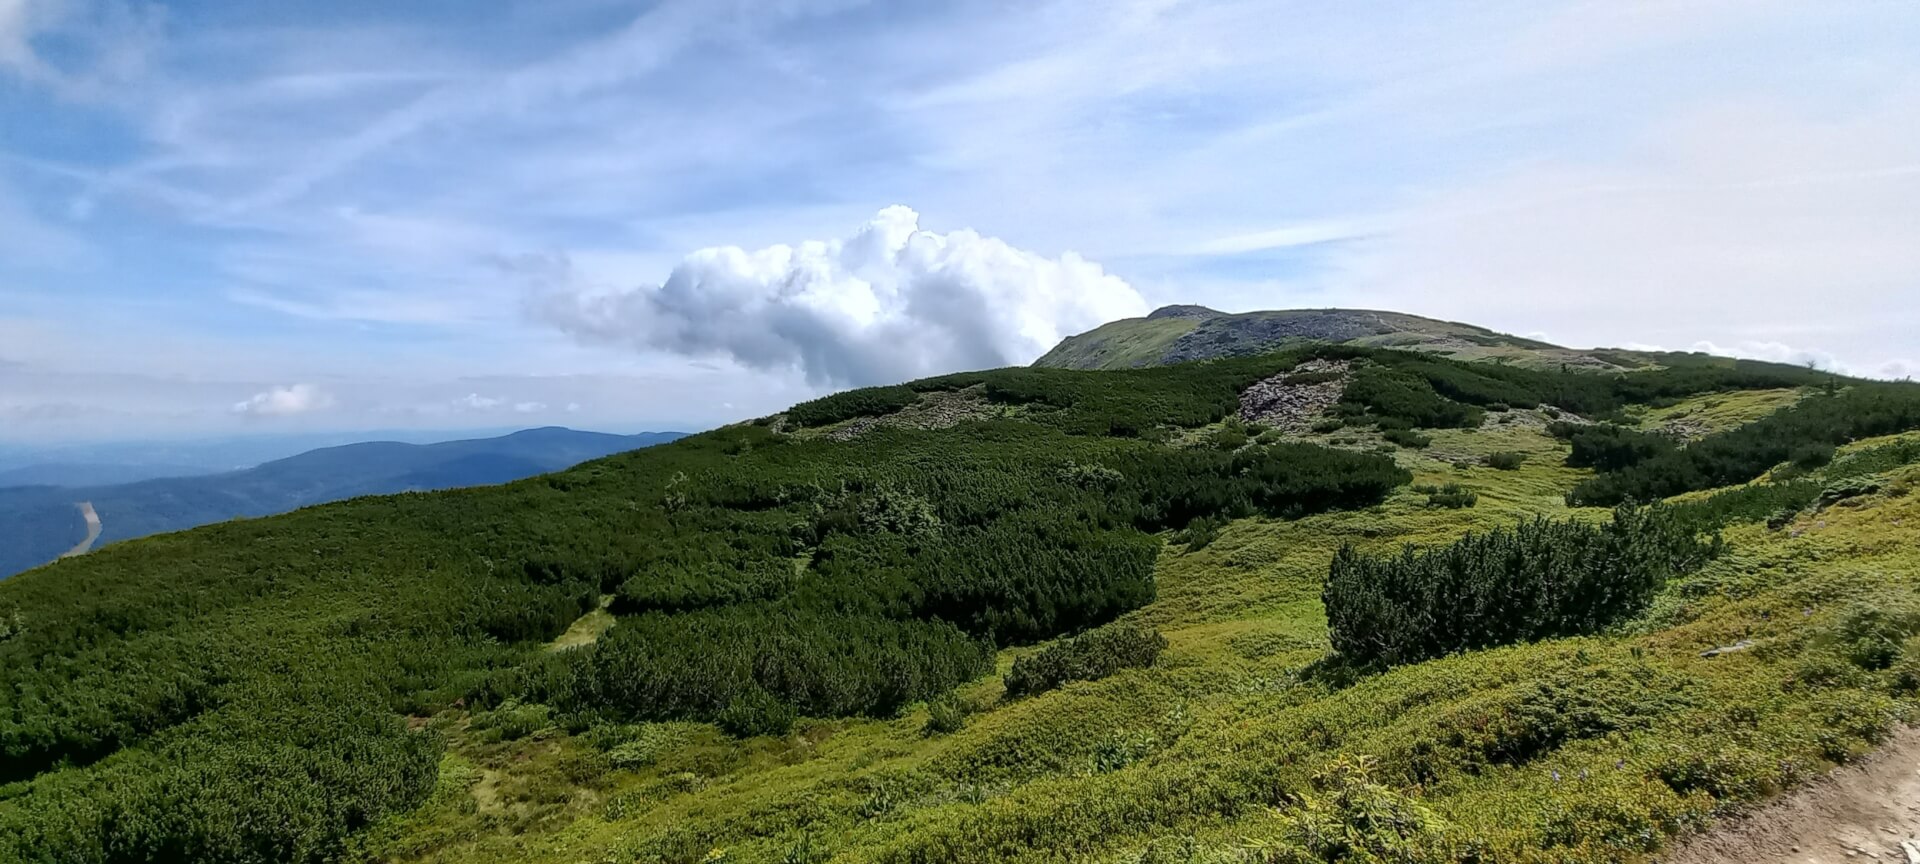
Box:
[0, 462, 221, 488]
[0, 427, 685, 579]
[0, 426, 543, 480]
[1035, 305, 1655, 371]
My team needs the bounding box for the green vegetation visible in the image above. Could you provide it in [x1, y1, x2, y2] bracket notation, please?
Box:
[1340, 363, 1486, 429]
[1570, 384, 1920, 505]
[6, 337, 1920, 864]
[0, 355, 1405, 864]
[0, 428, 684, 579]
[1336, 350, 1831, 427]
[785, 386, 922, 427]
[1632, 387, 1805, 437]
[1003, 622, 1168, 698]
[1552, 421, 1676, 472]
[1381, 428, 1433, 449]
[1419, 483, 1478, 509]
[1484, 451, 1526, 470]
[1031, 315, 1200, 370]
[1323, 506, 1719, 666]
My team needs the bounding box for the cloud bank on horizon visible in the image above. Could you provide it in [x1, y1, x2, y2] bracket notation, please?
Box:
[0, 0, 1915, 441]
[536, 206, 1147, 387]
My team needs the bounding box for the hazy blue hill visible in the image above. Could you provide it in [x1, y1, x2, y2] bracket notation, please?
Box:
[0, 462, 217, 488]
[0, 428, 685, 578]
[0, 487, 85, 576]
[345, 453, 555, 494]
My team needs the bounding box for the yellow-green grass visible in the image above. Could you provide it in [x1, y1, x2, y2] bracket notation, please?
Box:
[360, 426, 1920, 864]
[1033, 317, 1199, 370]
[1630, 388, 1807, 437]
[545, 595, 616, 651]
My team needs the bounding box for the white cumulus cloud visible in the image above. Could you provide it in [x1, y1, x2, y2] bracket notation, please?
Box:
[512, 401, 546, 413]
[232, 383, 333, 416]
[458, 393, 503, 409]
[535, 206, 1149, 387]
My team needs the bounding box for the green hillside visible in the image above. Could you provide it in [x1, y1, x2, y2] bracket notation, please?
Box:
[0, 428, 685, 579]
[6, 342, 1920, 864]
[1036, 306, 1645, 371]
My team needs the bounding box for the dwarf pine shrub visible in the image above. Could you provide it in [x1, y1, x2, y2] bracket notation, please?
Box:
[1324, 506, 1717, 666]
[1005, 622, 1168, 698]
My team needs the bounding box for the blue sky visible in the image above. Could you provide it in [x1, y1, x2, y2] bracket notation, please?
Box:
[1, 0, 1916, 442]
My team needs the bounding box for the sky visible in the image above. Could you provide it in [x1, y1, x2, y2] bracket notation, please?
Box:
[0, 0, 1916, 443]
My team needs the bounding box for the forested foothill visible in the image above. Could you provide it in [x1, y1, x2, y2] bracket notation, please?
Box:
[5, 343, 1919, 863]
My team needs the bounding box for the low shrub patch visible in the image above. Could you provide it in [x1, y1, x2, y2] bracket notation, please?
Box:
[1005, 622, 1168, 698]
[1484, 451, 1527, 470]
[1324, 506, 1718, 666]
[1384, 428, 1432, 449]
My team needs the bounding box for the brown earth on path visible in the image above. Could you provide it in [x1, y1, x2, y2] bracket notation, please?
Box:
[1662, 726, 1920, 864]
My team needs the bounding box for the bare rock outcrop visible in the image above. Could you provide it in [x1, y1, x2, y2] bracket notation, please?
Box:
[1238, 359, 1351, 432]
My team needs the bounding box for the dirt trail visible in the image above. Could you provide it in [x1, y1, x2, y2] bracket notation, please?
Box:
[1664, 727, 1920, 864]
[59, 502, 102, 558]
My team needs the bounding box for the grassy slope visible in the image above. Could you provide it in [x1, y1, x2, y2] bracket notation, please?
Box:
[1630, 388, 1807, 437]
[360, 391, 1920, 864]
[1033, 317, 1198, 369]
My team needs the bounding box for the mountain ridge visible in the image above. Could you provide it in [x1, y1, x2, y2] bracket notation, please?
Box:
[1036, 305, 1637, 371]
[0, 426, 685, 578]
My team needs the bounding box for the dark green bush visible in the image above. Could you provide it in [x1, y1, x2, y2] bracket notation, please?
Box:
[785, 385, 920, 427]
[473, 700, 552, 741]
[922, 695, 968, 736]
[1210, 425, 1250, 450]
[1827, 598, 1920, 672]
[1425, 484, 1478, 509]
[716, 687, 798, 738]
[1550, 422, 1675, 472]
[1484, 451, 1526, 470]
[1667, 479, 1819, 529]
[1383, 428, 1432, 449]
[1791, 443, 1837, 470]
[1891, 637, 1920, 693]
[1821, 477, 1882, 505]
[1828, 437, 1920, 480]
[1004, 622, 1168, 698]
[1341, 364, 1484, 430]
[1172, 514, 1224, 551]
[1324, 506, 1718, 666]
[1570, 384, 1920, 505]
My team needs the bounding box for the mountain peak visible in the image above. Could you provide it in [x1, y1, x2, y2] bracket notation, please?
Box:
[1144, 304, 1224, 321]
[1036, 306, 1617, 371]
